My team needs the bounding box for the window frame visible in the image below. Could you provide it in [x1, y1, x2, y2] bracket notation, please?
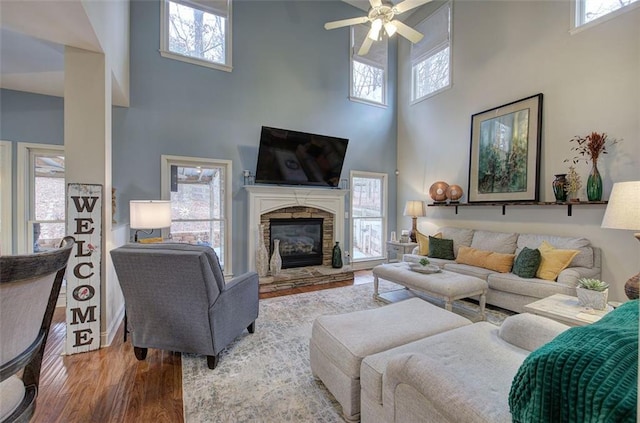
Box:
[410, 1, 452, 105]
[16, 142, 65, 254]
[160, 154, 233, 276]
[0, 141, 12, 254]
[350, 170, 388, 264]
[570, 0, 639, 33]
[159, 0, 233, 72]
[350, 25, 388, 107]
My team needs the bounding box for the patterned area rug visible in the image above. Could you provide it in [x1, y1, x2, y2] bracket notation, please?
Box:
[182, 281, 511, 422]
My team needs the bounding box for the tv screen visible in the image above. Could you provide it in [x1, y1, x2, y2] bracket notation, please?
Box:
[255, 126, 349, 188]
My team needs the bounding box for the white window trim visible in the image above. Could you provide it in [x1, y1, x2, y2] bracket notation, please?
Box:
[349, 26, 388, 107]
[410, 1, 453, 105]
[160, 154, 234, 277]
[570, 0, 640, 34]
[159, 0, 233, 72]
[16, 142, 64, 254]
[350, 170, 388, 264]
[0, 141, 12, 254]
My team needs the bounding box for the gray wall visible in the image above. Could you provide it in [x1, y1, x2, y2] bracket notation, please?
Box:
[1, 0, 399, 275]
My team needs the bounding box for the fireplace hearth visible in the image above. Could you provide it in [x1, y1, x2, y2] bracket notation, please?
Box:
[270, 218, 323, 268]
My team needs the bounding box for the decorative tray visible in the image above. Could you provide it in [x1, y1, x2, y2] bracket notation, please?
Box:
[409, 264, 442, 274]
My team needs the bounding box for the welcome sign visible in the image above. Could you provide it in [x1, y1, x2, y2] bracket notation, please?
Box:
[65, 183, 102, 354]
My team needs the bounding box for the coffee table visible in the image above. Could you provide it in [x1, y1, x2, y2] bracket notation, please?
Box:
[372, 262, 488, 319]
[524, 293, 613, 326]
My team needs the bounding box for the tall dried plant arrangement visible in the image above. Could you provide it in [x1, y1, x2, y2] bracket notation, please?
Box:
[564, 132, 619, 166]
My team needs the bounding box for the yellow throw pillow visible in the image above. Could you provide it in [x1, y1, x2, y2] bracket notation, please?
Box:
[456, 246, 515, 273]
[536, 240, 580, 281]
[416, 231, 442, 256]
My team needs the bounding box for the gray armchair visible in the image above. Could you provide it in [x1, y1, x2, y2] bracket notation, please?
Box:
[110, 243, 259, 369]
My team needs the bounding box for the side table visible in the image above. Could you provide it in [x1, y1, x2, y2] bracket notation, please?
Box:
[524, 293, 613, 326]
[386, 241, 418, 263]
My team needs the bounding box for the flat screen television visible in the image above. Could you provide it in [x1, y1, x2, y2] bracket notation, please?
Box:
[255, 126, 349, 188]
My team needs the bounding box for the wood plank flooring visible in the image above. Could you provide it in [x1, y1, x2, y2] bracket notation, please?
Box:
[31, 270, 373, 422]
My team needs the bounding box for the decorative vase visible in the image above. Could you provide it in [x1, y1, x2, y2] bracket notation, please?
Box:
[586, 162, 603, 201]
[576, 287, 608, 310]
[552, 174, 568, 202]
[270, 239, 282, 276]
[256, 224, 269, 277]
[332, 242, 343, 268]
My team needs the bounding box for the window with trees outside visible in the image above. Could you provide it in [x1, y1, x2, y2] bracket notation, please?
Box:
[350, 25, 388, 106]
[160, 0, 232, 72]
[161, 155, 233, 274]
[411, 2, 451, 103]
[351, 171, 387, 262]
[574, 0, 638, 28]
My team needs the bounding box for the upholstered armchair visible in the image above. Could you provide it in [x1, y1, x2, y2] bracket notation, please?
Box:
[0, 236, 75, 423]
[110, 243, 259, 369]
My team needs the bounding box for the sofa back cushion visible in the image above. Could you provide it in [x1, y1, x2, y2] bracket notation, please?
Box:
[438, 227, 474, 256]
[456, 246, 515, 273]
[517, 234, 594, 269]
[471, 230, 518, 254]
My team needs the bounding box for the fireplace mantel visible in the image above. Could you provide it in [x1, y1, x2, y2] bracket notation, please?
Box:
[245, 185, 348, 271]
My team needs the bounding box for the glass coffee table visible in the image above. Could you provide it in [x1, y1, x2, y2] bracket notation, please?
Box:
[524, 293, 613, 326]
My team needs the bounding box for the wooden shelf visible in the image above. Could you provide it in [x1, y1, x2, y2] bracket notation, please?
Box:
[427, 201, 608, 216]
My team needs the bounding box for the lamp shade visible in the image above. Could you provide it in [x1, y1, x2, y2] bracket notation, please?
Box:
[601, 181, 640, 231]
[403, 200, 426, 217]
[130, 200, 172, 230]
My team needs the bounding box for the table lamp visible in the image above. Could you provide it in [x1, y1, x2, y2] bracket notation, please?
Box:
[403, 200, 426, 243]
[130, 200, 172, 242]
[601, 181, 640, 299]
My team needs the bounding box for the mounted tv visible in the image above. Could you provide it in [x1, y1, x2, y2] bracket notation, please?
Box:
[255, 126, 349, 188]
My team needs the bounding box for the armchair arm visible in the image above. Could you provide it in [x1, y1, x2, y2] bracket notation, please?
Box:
[557, 266, 601, 286]
[210, 272, 259, 355]
[499, 313, 569, 352]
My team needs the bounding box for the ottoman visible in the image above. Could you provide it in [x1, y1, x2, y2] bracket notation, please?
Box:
[309, 298, 471, 421]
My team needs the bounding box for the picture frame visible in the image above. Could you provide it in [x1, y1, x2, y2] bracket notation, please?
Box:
[467, 93, 543, 203]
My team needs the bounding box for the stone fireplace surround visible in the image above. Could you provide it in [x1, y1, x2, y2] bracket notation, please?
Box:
[245, 185, 348, 273]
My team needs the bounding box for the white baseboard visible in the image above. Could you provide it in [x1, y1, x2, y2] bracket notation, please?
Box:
[101, 303, 125, 347]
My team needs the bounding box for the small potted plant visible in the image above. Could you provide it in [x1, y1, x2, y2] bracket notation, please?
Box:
[564, 165, 582, 202]
[419, 258, 430, 267]
[576, 278, 609, 310]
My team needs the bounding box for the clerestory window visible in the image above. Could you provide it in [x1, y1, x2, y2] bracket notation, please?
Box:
[160, 0, 232, 72]
[573, 0, 638, 30]
[350, 24, 388, 106]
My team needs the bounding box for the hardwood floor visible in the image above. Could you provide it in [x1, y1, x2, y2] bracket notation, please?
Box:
[32, 270, 373, 422]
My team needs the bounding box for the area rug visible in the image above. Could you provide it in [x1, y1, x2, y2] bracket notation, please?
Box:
[182, 281, 511, 422]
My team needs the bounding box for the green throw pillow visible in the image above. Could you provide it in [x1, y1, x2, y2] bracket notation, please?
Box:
[513, 247, 542, 278]
[428, 236, 455, 260]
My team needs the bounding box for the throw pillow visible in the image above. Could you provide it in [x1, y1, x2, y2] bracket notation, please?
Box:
[536, 240, 580, 281]
[416, 231, 442, 256]
[513, 247, 542, 278]
[456, 246, 515, 273]
[428, 236, 455, 260]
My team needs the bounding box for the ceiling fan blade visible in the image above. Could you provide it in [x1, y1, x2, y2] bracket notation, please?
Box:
[393, 0, 433, 14]
[358, 37, 374, 56]
[324, 16, 369, 30]
[369, 0, 382, 8]
[392, 20, 424, 43]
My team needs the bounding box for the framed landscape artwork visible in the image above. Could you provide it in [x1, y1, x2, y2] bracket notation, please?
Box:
[468, 93, 543, 203]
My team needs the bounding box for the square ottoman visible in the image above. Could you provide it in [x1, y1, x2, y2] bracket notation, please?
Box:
[309, 298, 471, 421]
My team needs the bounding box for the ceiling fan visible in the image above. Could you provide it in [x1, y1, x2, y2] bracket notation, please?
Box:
[324, 0, 432, 56]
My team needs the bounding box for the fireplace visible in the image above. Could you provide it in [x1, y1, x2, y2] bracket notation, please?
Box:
[270, 218, 323, 268]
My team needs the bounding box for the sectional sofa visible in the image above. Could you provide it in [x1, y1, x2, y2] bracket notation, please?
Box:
[403, 227, 602, 313]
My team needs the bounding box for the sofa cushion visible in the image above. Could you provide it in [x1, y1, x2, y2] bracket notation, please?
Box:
[428, 237, 455, 260]
[471, 230, 518, 254]
[416, 231, 442, 256]
[456, 246, 515, 273]
[536, 241, 580, 281]
[487, 272, 575, 298]
[438, 227, 474, 256]
[517, 234, 593, 269]
[512, 247, 542, 278]
[499, 313, 569, 352]
[442, 263, 495, 281]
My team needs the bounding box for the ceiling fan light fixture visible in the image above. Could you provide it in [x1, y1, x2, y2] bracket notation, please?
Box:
[384, 21, 397, 37]
[368, 18, 383, 40]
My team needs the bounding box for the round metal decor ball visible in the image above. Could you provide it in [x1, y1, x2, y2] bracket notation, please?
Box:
[429, 181, 449, 202]
[446, 184, 464, 202]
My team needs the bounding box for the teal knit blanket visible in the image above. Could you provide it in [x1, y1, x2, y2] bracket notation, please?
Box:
[509, 300, 638, 423]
